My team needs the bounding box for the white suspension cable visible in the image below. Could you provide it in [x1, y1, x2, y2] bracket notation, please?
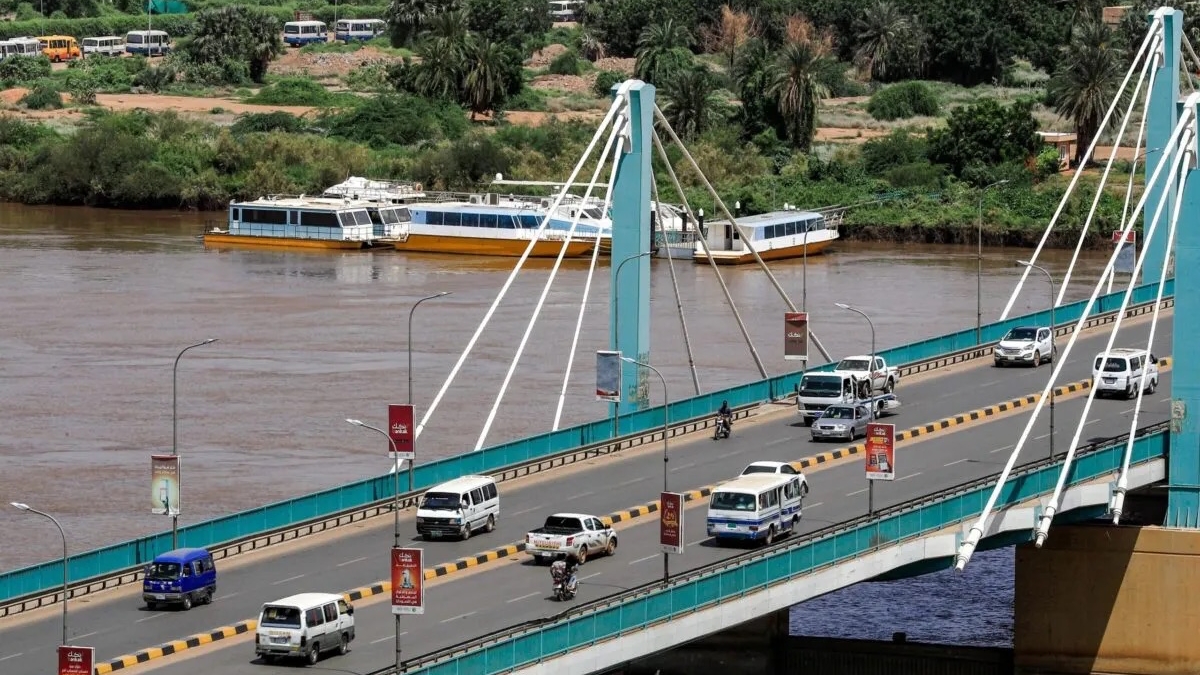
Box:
[1111, 57, 1159, 295]
[551, 117, 626, 430]
[1111, 146, 1186, 524]
[1000, 18, 1163, 320]
[650, 167, 702, 395]
[955, 110, 1192, 571]
[476, 119, 626, 449]
[1059, 32, 1160, 305]
[1033, 129, 1190, 547]
[414, 93, 628, 439]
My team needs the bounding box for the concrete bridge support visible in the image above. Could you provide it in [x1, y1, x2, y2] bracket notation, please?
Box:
[1014, 524, 1200, 674]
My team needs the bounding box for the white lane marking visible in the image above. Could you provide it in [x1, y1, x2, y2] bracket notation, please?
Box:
[990, 445, 1013, 454]
[579, 572, 602, 581]
[136, 614, 165, 623]
[337, 556, 369, 567]
[896, 472, 923, 482]
[628, 554, 657, 565]
[765, 438, 791, 447]
[441, 612, 477, 624]
[576, 491, 595, 498]
[1034, 433, 1050, 440]
[510, 504, 546, 516]
[670, 461, 697, 473]
[371, 632, 407, 644]
[273, 574, 305, 585]
[506, 592, 540, 603]
[617, 476, 648, 487]
[846, 488, 867, 497]
[944, 458, 968, 467]
[805, 502, 823, 509]
[0, 653, 24, 662]
[214, 593, 238, 601]
[75, 632, 98, 639]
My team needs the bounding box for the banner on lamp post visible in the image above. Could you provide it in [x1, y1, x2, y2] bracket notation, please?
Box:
[1112, 230, 1137, 275]
[660, 492, 684, 554]
[391, 547, 424, 615]
[58, 646, 94, 675]
[865, 423, 896, 481]
[388, 404, 415, 461]
[784, 312, 809, 362]
[596, 350, 622, 402]
[150, 455, 180, 516]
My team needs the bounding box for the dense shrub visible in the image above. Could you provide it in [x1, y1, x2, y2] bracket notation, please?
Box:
[860, 130, 928, 176]
[230, 112, 309, 135]
[247, 78, 334, 106]
[320, 94, 468, 146]
[592, 70, 623, 97]
[547, 51, 583, 76]
[866, 81, 940, 121]
[20, 85, 63, 110]
[0, 55, 52, 86]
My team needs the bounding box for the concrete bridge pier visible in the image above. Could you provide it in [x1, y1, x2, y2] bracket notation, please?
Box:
[1014, 522, 1200, 675]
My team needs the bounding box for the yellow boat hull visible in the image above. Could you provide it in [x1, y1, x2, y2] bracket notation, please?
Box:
[693, 239, 835, 265]
[392, 234, 595, 258]
[202, 234, 368, 250]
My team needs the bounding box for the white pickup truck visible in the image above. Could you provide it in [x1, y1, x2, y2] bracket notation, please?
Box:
[795, 372, 901, 425]
[525, 513, 618, 564]
[834, 355, 899, 393]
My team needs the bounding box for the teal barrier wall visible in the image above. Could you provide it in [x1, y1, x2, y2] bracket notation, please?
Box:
[0, 279, 1174, 604]
[408, 428, 1170, 675]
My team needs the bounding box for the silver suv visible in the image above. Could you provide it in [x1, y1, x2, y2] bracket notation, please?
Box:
[994, 326, 1054, 367]
[1093, 348, 1159, 399]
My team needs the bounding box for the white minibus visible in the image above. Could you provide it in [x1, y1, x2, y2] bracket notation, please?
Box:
[83, 36, 125, 57]
[125, 30, 171, 56]
[334, 18, 385, 42]
[706, 473, 804, 545]
[416, 474, 499, 540]
[283, 20, 329, 46]
[255, 592, 355, 665]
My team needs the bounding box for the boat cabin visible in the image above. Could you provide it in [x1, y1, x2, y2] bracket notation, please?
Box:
[228, 196, 375, 242]
[700, 209, 829, 253]
[407, 202, 609, 237]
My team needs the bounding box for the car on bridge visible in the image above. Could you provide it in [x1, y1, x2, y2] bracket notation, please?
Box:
[739, 461, 809, 497]
[994, 325, 1054, 367]
[1092, 348, 1160, 398]
[809, 404, 871, 443]
[525, 513, 617, 565]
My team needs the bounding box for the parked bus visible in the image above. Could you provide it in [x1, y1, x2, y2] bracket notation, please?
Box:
[1, 37, 43, 59]
[706, 473, 804, 545]
[82, 36, 125, 57]
[125, 30, 172, 57]
[283, 20, 329, 46]
[37, 35, 81, 62]
[334, 19, 385, 43]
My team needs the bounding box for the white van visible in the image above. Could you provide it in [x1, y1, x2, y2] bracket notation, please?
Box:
[283, 20, 329, 46]
[83, 36, 125, 56]
[334, 18, 386, 42]
[416, 474, 499, 540]
[124, 29, 171, 56]
[1093, 348, 1160, 399]
[255, 593, 355, 665]
[706, 473, 804, 546]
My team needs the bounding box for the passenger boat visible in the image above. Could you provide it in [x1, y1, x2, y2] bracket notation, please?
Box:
[202, 196, 382, 250]
[391, 201, 600, 258]
[693, 208, 839, 265]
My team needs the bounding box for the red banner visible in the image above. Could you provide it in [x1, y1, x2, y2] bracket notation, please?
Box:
[391, 547, 424, 615]
[58, 646, 94, 675]
[660, 492, 684, 554]
[388, 404, 415, 461]
[1112, 229, 1136, 244]
[784, 312, 809, 362]
[865, 423, 896, 481]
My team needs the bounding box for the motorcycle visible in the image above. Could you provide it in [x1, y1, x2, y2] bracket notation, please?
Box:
[550, 560, 577, 601]
[713, 414, 732, 440]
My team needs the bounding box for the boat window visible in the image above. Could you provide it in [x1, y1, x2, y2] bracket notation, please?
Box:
[785, 222, 797, 236]
[478, 214, 496, 228]
[396, 208, 411, 222]
[444, 211, 461, 227]
[353, 210, 372, 226]
[460, 212, 477, 227]
[242, 208, 288, 225]
[521, 215, 540, 228]
[367, 209, 383, 225]
[337, 212, 356, 227]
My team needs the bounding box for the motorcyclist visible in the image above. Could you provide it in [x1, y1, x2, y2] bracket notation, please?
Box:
[718, 400, 731, 421]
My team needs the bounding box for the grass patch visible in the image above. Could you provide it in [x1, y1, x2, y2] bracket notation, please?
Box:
[244, 77, 359, 106]
[297, 37, 410, 57]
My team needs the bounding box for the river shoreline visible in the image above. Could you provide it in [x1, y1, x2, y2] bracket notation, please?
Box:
[841, 223, 1109, 249]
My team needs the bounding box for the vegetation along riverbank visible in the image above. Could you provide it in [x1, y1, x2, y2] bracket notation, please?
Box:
[0, 0, 1162, 247]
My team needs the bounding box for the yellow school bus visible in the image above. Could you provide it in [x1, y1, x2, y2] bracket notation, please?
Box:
[37, 35, 81, 62]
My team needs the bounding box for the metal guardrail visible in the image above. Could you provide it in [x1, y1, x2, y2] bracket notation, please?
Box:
[0, 286, 1176, 618]
[388, 421, 1171, 675]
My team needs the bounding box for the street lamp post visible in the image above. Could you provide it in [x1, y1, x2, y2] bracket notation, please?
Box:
[1018, 260, 1057, 460]
[11, 502, 68, 645]
[612, 251, 651, 438]
[619, 356, 670, 584]
[408, 292, 451, 494]
[977, 180, 1010, 345]
[172, 338, 218, 549]
[835, 303, 876, 515]
[345, 419, 403, 673]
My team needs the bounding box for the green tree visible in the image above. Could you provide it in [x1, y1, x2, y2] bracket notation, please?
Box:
[635, 19, 694, 85]
[853, 1, 925, 82]
[769, 26, 831, 152]
[183, 6, 282, 84]
[463, 0, 551, 50]
[659, 65, 726, 140]
[463, 39, 510, 119]
[585, 0, 705, 58]
[386, 0, 453, 47]
[1048, 15, 1127, 166]
[732, 36, 786, 141]
[927, 98, 1041, 181]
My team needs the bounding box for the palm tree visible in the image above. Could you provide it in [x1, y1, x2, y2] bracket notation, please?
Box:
[579, 30, 606, 62]
[1047, 15, 1127, 165]
[853, 1, 909, 81]
[183, 6, 282, 83]
[415, 36, 467, 101]
[660, 66, 725, 140]
[769, 39, 830, 151]
[463, 39, 507, 119]
[635, 19, 693, 84]
[732, 37, 782, 136]
[386, 0, 436, 47]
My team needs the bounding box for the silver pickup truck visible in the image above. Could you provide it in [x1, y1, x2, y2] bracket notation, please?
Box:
[525, 513, 618, 564]
[810, 403, 873, 442]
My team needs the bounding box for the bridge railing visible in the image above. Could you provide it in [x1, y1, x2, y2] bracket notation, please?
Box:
[0, 279, 1174, 608]
[395, 423, 1171, 675]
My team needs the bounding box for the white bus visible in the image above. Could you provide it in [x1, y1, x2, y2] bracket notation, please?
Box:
[283, 20, 329, 46]
[1, 37, 43, 58]
[334, 19, 385, 43]
[706, 473, 804, 545]
[124, 30, 172, 56]
[83, 36, 125, 57]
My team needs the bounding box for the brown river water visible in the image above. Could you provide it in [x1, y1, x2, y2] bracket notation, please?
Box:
[0, 204, 1117, 571]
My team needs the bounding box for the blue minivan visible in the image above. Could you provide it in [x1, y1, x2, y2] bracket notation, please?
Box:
[142, 548, 217, 610]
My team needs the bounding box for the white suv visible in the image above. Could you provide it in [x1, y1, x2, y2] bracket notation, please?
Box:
[1093, 348, 1160, 399]
[740, 461, 809, 496]
[994, 326, 1054, 367]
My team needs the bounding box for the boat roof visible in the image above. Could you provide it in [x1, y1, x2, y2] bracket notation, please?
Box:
[232, 196, 371, 211]
[709, 209, 824, 229]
